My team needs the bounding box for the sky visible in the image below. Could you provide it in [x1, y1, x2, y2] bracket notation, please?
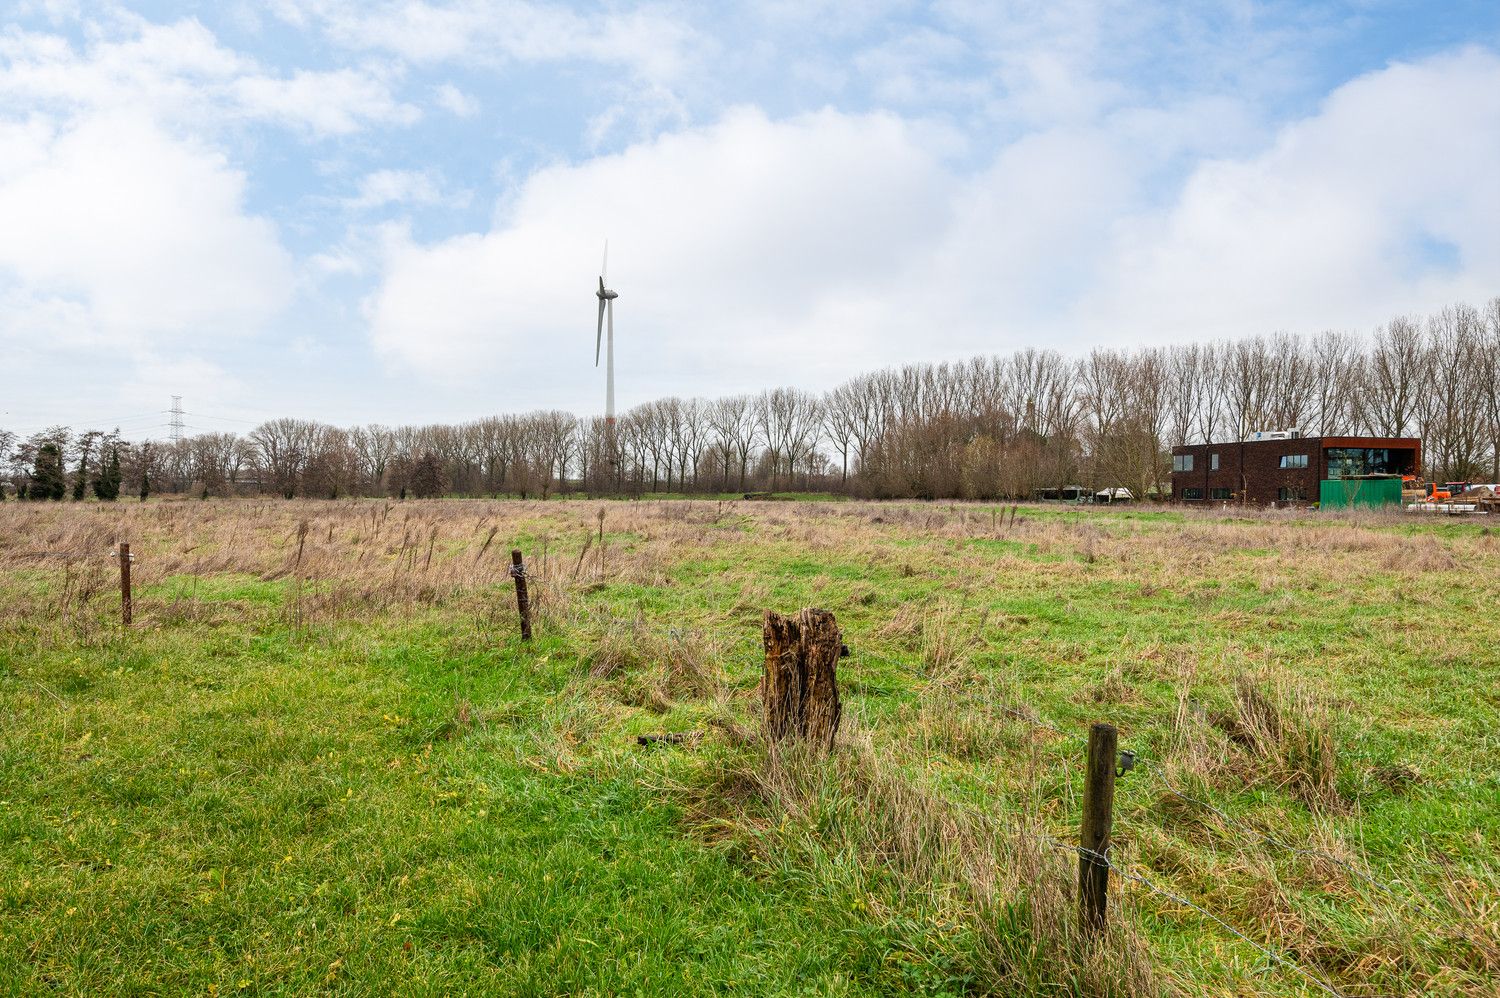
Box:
[2, 1, 1498, 438]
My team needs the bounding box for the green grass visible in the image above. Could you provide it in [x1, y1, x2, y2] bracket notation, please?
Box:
[0, 619, 923, 995]
[1, 498, 1497, 995]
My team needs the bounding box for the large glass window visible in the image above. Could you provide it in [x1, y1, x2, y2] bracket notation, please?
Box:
[1209, 487, 1232, 500]
[1182, 487, 1203, 500]
[1279, 454, 1309, 469]
[1278, 486, 1307, 501]
[1325, 448, 1400, 478]
[1172, 454, 1194, 473]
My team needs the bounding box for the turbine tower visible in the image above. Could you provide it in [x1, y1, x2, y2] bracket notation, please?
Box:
[594, 240, 619, 428]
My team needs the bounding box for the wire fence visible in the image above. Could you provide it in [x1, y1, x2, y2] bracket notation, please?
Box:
[844, 644, 1469, 998]
[1036, 835, 1348, 998]
[859, 645, 1442, 899]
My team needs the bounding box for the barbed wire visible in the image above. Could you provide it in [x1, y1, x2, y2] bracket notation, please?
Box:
[1132, 759, 1461, 926]
[1036, 834, 1348, 998]
[848, 645, 1456, 921]
[1140, 761, 1384, 886]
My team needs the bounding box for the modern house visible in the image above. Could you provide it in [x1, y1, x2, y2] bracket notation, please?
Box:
[1170, 434, 1421, 506]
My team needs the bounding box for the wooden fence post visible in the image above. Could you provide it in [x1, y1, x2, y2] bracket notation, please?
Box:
[1079, 721, 1117, 935]
[510, 548, 532, 641]
[761, 608, 842, 750]
[117, 542, 133, 627]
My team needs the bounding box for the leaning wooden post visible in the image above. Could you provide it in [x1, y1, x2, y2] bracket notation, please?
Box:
[510, 548, 532, 641]
[761, 608, 842, 750]
[116, 542, 133, 627]
[1079, 721, 1118, 935]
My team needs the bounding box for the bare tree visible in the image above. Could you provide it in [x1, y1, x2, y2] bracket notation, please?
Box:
[1422, 304, 1487, 481]
[674, 398, 708, 492]
[1483, 297, 1500, 481]
[1309, 330, 1361, 435]
[250, 418, 320, 499]
[756, 388, 821, 491]
[0, 429, 14, 499]
[27, 295, 1499, 502]
[709, 395, 756, 491]
[302, 425, 357, 499]
[1363, 315, 1425, 437]
[189, 432, 242, 496]
[349, 424, 398, 496]
[1164, 344, 1202, 447]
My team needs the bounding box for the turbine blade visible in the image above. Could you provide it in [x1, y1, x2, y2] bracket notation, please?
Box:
[596, 298, 605, 365]
[602, 239, 609, 285]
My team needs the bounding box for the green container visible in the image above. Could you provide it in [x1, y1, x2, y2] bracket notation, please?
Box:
[1320, 477, 1403, 509]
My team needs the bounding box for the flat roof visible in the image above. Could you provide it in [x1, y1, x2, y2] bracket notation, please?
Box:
[1172, 436, 1420, 453]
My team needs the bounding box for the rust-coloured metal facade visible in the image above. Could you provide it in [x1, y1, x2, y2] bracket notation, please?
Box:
[1170, 436, 1421, 506]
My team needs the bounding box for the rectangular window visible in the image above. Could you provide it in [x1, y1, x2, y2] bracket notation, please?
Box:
[1182, 487, 1203, 500]
[1172, 454, 1195, 473]
[1210, 453, 1219, 471]
[1278, 487, 1306, 502]
[1279, 454, 1308, 469]
[1209, 488, 1232, 500]
[1326, 447, 1398, 478]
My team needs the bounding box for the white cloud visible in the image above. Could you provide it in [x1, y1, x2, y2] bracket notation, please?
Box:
[433, 82, 478, 117]
[275, 0, 708, 86]
[0, 18, 419, 137]
[365, 48, 1500, 413]
[0, 11, 404, 380]
[367, 107, 957, 401]
[1076, 47, 1500, 340]
[269, 0, 708, 145]
[229, 67, 418, 136]
[4, 4, 1496, 429]
[0, 113, 294, 348]
[129, 354, 246, 416]
[345, 167, 456, 209]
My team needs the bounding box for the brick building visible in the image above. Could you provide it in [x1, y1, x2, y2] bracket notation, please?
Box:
[1170, 435, 1421, 506]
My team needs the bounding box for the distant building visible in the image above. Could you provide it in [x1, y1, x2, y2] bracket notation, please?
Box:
[1033, 485, 1088, 502]
[1170, 435, 1421, 506]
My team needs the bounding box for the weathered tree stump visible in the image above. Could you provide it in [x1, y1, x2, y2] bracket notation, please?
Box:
[761, 608, 843, 749]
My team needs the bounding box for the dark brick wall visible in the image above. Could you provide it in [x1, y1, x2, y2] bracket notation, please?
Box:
[1170, 437, 1420, 505]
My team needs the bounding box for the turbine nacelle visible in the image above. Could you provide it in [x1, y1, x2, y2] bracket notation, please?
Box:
[594, 246, 618, 371]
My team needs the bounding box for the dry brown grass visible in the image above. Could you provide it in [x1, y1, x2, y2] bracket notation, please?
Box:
[1218, 672, 1342, 811]
[1, 496, 1482, 615]
[585, 613, 726, 712]
[4, 496, 1497, 995]
[678, 726, 1161, 997]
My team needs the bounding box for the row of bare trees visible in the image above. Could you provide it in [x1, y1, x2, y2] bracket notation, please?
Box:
[5, 299, 1497, 502]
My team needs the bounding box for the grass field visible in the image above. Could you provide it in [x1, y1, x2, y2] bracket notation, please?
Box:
[1, 497, 1497, 996]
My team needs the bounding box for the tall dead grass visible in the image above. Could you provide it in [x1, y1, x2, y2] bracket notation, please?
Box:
[0, 498, 706, 632]
[4, 496, 1497, 994]
[680, 727, 1160, 997]
[1216, 672, 1342, 811]
[584, 614, 725, 712]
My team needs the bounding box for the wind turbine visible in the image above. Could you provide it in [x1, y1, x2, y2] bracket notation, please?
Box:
[594, 240, 619, 429]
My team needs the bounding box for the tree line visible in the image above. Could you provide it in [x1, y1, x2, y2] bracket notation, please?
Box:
[4, 299, 1497, 503]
